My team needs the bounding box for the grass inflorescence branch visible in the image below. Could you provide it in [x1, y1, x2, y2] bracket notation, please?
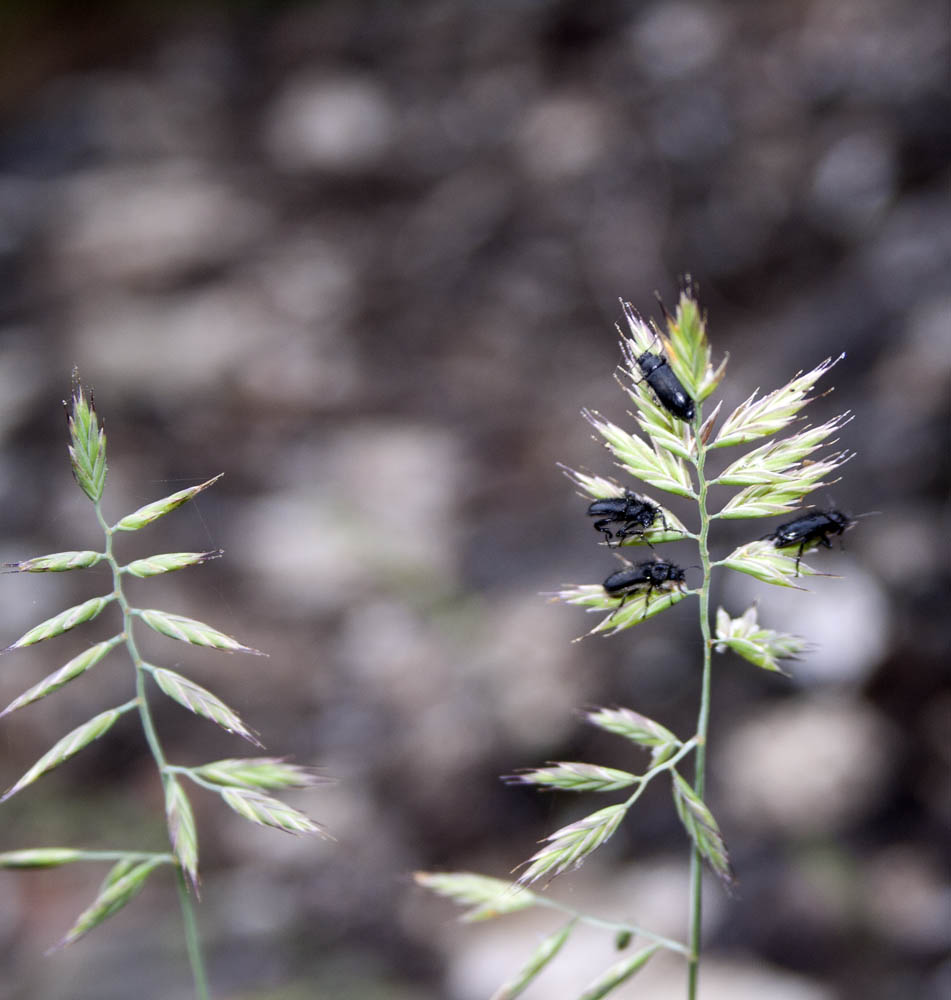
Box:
[418, 282, 855, 999]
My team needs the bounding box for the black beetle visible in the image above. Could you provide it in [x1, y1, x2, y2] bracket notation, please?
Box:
[633, 344, 695, 421]
[763, 509, 853, 575]
[603, 559, 687, 619]
[587, 492, 667, 546]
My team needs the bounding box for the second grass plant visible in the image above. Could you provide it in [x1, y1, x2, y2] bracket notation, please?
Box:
[0, 378, 330, 999]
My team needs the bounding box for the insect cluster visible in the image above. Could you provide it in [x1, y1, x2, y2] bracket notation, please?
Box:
[581, 333, 855, 621]
[584, 340, 696, 621]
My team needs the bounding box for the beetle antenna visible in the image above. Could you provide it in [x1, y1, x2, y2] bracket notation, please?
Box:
[653, 289, 674, 323]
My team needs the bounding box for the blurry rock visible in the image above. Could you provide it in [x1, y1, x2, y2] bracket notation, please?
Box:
[870, 292, 951, 422]
[860, 191, 951, 311]
[390, 166, 513, 279]
[249, 235, 357, 328]
[0, 175, 45, 260]
[0, 338, 48, 440]
[717, 695, 895, 836]
[70, 287, 281, 393]
[659, 958, 834, 1000]
[335, 597, 450, 713]
[861, 847, 951, 952]
[648, 86, 733, 164]
[52, 163, 271, 287]
[630, 0, 727, 82]
[797, 0, 947, 101]
[330, 585, 582, 808]
[264, 74, 395, 172]
[83, 72, 221, 159]
[809, 128, 897, 237]
[469, 590, 587, 752]
[212, 870, 301, 938]
[232, 423, 463, 614]
[515, 95, 612, 181]
[69, 273, 360, 411]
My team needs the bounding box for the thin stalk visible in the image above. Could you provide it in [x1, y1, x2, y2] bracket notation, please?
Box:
[687, 421, 714, 1000]
[531, 896, 690, 956]
[177, 867, 211, 999]
[66, 851, 176, 864]
[621, 737, 699, 810]
[97, 504, 211, 1000]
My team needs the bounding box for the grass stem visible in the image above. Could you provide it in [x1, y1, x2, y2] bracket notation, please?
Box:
[98, 501, 212, 999]
[687, 414, 714, 999]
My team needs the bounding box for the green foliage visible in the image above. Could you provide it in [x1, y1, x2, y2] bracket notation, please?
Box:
[52, 856, 167, 952]
[192, 757, 326, 792]
[65, 373, 107, 503]
[489, 921, 574, 1000]
[671, 772, 734, 887]
[413, 872, 538, 922]
[2, 705, 131, 802]
[714, 605, 809, 674]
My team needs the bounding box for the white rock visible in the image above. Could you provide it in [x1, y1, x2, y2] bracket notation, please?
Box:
[264, 75, 394, 171]
[717, 695, 894, 836]
[53, 163, 270, 286]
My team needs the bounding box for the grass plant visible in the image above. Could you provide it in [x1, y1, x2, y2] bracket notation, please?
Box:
[0, 375, 329, 999]
[417, 283, 853, 999]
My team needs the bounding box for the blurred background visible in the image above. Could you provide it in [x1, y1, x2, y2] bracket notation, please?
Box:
[0, 1, 947, 998]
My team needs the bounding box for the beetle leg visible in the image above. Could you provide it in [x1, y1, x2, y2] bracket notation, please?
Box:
[794, 541, 806, 576]
[640, 582, 655, 620]
[603, 590, 631, 628]
[623, 524, 658, 551]
[593, 518, 615, 543]
[607, 523, 628, 547]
